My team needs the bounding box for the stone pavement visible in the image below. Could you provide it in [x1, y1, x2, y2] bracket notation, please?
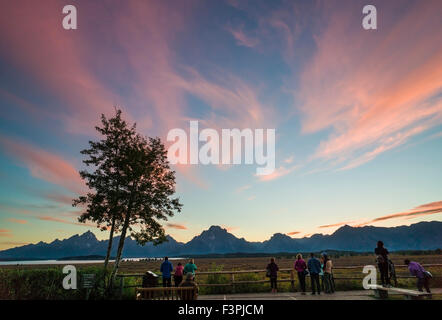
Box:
[199, 288, 442, 300]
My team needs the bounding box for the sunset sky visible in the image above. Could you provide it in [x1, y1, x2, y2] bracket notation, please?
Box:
[0, 0, 441, 250]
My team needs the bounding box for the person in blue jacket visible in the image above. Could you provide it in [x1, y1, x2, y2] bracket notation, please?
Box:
[160, 256, 174, 287]
[307, 253, 322, 295]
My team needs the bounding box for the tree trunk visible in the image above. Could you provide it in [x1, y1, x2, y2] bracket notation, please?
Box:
[104, 215, 116, 270]
[108, 212, 131, 291]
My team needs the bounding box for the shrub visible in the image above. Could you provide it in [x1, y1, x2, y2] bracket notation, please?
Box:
[0, 266, 110, 300]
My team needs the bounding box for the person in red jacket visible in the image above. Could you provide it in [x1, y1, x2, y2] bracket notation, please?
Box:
[294, 254, 307, 294]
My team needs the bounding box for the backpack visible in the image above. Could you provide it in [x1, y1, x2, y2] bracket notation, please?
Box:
[376, 255, 385, 264]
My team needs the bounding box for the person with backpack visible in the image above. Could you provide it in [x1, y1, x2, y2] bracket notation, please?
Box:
[307, 253, 321, 295]
[375, 241, 391, 287]
[267, 257, 279, 293]
[404, 259, 431, 293]
[294, 254, 308, 294]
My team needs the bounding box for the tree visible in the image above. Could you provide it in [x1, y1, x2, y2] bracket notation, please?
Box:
[74, 109, 182, 289]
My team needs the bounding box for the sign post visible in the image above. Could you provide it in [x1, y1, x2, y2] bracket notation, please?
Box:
[82, 274, 95, 300]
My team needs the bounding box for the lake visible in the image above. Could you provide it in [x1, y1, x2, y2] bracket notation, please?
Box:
[0, 257, 184, 266]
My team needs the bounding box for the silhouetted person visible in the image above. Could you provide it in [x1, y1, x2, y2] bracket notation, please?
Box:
[405, 259, 431, 293]
[179, 272, 199, 300]
[294, 254, 307, 294]
[375, 241, 391, 287]
[183, 259, 198, 278]
[266, 257, 279, 293]
[174, 262, 184, 286]
[322, 252, 334, 293]
[307, 253, 321, 295]
[160, 256, 173, 287]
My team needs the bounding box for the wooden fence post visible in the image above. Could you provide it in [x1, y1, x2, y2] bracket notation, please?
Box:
[290, 270, 295, 292]
[231, 273, 235, 294]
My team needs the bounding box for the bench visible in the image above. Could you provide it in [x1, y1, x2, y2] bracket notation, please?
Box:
[368, 284, 432, 300]
[136, 287, 198, 300]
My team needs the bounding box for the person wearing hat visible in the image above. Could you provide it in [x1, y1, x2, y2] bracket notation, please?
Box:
[179, 272, 199, 300]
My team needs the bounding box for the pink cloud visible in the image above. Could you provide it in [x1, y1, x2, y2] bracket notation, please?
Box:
[7, 218, 28, 225]
[0, 0, 124, 135]
[0, 1, 275, 189]
[257, 164, 299, 182]
[0, 241, 29, 246]
[287, 231, 301, 236]
[0, 229, 13, 237]
[356, 201, 442, 227]
[295, 1, 442, 170]
[37, 216, 96, 228]
[0, 136, 85, 194]
[318, 221, 357, 229]
[166, 223, 187, 230]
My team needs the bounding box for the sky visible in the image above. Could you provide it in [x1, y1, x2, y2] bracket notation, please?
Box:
[0, 0, 441, 250]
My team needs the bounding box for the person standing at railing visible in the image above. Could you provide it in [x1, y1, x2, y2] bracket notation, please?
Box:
[375, 241, 391, 287]
[319, 256, 325, 291]
[404, 259, 432, 293]
[266, 257, 279, 293]
[307, 253, 321, 295]
[160, 256, 173, 287]
[184, 259, 198, 279]
[294, 254, 308, 295]
[322, 252, 335, 294]
[174, 262, 184, 286]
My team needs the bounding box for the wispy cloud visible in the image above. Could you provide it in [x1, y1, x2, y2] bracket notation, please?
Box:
[0, 241, 29, 246]
[36, 216, 95, 228]
[0, 229, 13, 237]
[356, 201, 442, 227]
[7, 218, 28, 224]
[257, 164, 299, 182]
[166, 223, 187, 230]
[287, 231, 301, 236]
[318, 221, 358, 229]
[0, 136, 85, 194]
[226, 25, 259, 48]
[295, 1, 442, 170]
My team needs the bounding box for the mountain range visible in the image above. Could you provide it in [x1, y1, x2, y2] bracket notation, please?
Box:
[1, 221, 441, 260]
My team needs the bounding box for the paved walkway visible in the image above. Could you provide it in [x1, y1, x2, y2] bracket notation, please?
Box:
[199, 288, 442, 300]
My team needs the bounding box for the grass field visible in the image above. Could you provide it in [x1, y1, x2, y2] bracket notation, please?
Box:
[1, 253, 441, 299]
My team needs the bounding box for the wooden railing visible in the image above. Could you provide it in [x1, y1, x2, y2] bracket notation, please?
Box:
[116, 264, 442, 299]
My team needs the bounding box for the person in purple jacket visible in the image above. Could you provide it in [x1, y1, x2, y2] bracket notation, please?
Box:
[405, 259, 431, 293]
[294, 254, 307, 294]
